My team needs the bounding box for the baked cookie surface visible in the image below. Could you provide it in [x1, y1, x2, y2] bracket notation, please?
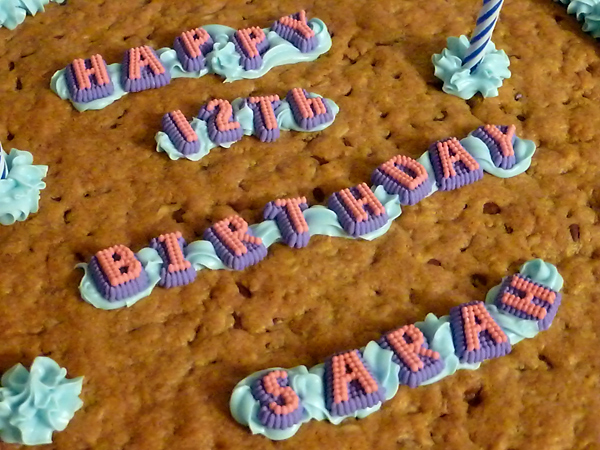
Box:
[0, 0, 599, 448]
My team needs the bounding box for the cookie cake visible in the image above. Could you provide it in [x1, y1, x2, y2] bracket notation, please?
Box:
[0, 0, 598, 448]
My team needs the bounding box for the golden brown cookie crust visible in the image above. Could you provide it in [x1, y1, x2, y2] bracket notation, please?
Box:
[0, 0, 599, 448]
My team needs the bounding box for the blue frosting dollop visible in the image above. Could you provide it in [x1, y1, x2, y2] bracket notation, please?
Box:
[0, 357, 83, 445]
[432, 35, 511, 100]
[0, 147, 48, 226]
[567, 0, 599, 20]
[0, 0, 64, 30]
[581, 5, 600, 37]
[558, 0, 600, 38]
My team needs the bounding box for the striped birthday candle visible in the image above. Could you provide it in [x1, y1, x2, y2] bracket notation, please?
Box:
[0, 145, 8, 179]
[461, 0, 505, 72]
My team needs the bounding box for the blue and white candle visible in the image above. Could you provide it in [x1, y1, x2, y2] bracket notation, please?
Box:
[0, 144, 8, 179]
[461, 0, 505, 72]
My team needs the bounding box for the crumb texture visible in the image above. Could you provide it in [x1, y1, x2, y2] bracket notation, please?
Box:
[0, 0, 599, 449]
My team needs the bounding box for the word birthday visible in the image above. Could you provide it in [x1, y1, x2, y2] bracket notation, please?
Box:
[156, 88, 339, 161]
[230, 259, 564, 439]
[77, 124, 536, 310]
[50, 11, 332, 112]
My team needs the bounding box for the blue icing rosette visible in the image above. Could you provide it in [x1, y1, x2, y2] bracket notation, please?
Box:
[0, 147, 48, 226]
[567, 0, 600, 20]
[432, 35, 511, 100]
[0, 357, 83, 445]
[558, 0, 600, 38]
[581, 6, 600, 37]
[0, 0, 65, 30]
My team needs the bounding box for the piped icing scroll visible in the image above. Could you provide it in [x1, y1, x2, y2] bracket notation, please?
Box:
[252, 370, 304, 430]
[203, 216, 268, 270]
[51, 11, 332, 111]
[557, 0, 600, 39]
[230, 260, 564, 440]
[371, 155, 433, 205]
[378, 324, 444, 387]
[121, 46, 171, 92]
[65, 55, 114, 103]
[263, 197, 310, 248]
[155, 89, 339, 162]
[449, 301, 511, 363]
[328, 183, 389, 237]
[233, 27, 270, 70]
[271, 11, 317, 53]
[428, 137, 483, 191]
[324, 350, 385, 416]
[494, 272, 562, 331]
[77, 124, 536, 310]
[198, 99, 244, 144]
[173, 28, 214, 72]
[150, 232, 196, 288]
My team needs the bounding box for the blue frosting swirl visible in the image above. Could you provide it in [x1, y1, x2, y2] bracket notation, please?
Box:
[0, 0, 64, 30]
[581, 5, 600, 37]
[0, 357, 83, 445]
[432, 35, 511, 100]
[51, 19, 332, 111]
[0, 147, 48, 226]
[567, 0, 599, 20]
[155, 94, 340, 162]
